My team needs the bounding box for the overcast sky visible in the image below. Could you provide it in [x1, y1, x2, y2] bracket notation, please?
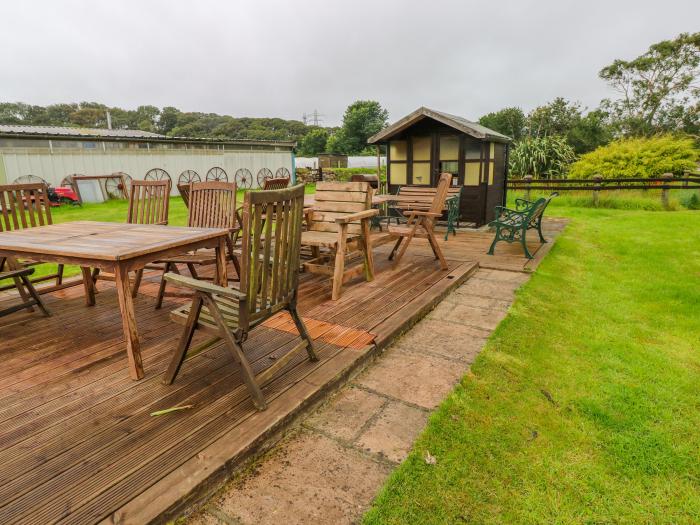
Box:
[1, 0, 698, 126]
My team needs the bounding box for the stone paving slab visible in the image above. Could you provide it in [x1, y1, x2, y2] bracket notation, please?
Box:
[185, 268, 530, 524]
[355, 401, 429, 463]
[209, 431, 391, 525]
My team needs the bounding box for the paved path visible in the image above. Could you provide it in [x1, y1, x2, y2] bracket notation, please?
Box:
[188, 268, 530, 525]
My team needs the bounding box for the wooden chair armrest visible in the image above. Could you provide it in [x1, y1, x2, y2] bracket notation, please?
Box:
[163, 272, 246, 300]
[0, 267, 34, 280]
[335, 209, 379, 224]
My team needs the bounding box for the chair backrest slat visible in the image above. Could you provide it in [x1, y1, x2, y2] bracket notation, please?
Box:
[0, 183, 53, 233]
[262, 177, 290, 191]
[127, 180, 170, 225]
[308, 181, 371, 235]
[187, 181, 237, 230]
[239, 184, 305, 324]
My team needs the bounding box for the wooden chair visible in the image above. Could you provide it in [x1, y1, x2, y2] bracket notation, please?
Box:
[0, 268, 51, 318]
[177, 183, 192, 208]
[0, 183, 66, 294]
[153, 181, 241, 308]
[262, 177, 290, 191]
[300, 181, 378, 300]
[162, 184, 317, 411]
[387, 173, 451, 270]
[93, 179, 171, 294]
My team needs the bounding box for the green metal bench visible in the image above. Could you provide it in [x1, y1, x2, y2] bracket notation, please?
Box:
[487, 193, 557, 259]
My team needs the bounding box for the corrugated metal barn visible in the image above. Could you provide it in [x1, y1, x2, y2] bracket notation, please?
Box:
[0, 125, 295, 192]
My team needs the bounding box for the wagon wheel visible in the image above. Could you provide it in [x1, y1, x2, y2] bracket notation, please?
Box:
[60, 175, 79, 187]
[105, 172, 131, 199]
[206, 166, 228, 182]
[178, 170, 201, 185]
[13, 174, 48, 186]
[256, 168, 274, 188]
[234, 168, 253, 190]
[144, 168, 171, 182]
[275, 167, 291, 179]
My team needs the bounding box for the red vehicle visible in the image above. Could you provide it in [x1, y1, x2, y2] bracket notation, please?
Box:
[48, 186, 80, 206]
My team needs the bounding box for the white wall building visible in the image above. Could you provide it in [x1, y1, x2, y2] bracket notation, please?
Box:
[0, 125, 296, 192]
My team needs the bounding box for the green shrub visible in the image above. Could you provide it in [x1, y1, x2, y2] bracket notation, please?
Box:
[568, 134, 699, 179]
[509, 135, 577, 178]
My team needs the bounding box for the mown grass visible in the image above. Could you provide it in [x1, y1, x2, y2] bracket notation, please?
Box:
[364, 207, 700, 524]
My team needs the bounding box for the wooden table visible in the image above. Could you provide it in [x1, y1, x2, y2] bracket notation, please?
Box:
[0, 221, 230, 380]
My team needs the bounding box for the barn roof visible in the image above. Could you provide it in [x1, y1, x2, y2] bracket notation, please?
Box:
[0, 124, 296, 147]
[0, 125, 164, 139]
[367, 107, 512, 144]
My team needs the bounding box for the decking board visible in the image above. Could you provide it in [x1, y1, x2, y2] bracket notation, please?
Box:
[0, 223, 563, 524]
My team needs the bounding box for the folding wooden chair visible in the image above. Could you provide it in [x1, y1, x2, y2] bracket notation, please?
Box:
[0, 267, 51, 318]
[153, 181, 241, 308]
[163, 184, 317, 411]
[387, 172, 451, 270]
[0, 183, 67, 294]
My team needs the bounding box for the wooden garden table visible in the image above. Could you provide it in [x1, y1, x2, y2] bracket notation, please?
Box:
[0, 221, 230, 380]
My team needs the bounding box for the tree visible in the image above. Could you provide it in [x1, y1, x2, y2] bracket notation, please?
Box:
[509, 135, 577, 178]
[325, 130, 347, 154]
[599, 32, 700, 136]
[337, 100, 388, 154]
[527, 97, 582, 138]
[298, 128, 329, 156]
[478, 107, 526, 141]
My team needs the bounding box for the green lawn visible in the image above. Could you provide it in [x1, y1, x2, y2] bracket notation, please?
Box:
[364, 207, 700, 524]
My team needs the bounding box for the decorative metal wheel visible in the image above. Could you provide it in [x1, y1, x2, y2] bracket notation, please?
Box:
[275, 167, 291, 179]
[105, 172, 131, 199]
[206, 166, 228, 182]
[178, 170, 201, 185]
[256, 168, 274, 188]
[234, 168, 253, 189]
[144, 168, 171, 181]
[60, 175, 79, 187]
[13, 174, 48, 185]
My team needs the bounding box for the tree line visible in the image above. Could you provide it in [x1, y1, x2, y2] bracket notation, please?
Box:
[0, 99, 388, 158]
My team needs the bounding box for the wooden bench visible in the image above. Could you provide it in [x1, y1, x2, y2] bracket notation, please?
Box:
[487, 193, 557, 259]
[383, 185, 461, 239]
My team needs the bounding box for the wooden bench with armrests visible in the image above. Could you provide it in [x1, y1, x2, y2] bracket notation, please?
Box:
[301, 181, 378, 300]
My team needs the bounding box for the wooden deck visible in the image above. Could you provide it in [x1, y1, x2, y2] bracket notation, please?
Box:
[0, 221, 565, 524]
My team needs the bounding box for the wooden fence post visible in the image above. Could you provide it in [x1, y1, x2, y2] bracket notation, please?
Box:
[661, 172, 673, 209]
[523, 175, 533, 201]
[593, 175, 603, 207]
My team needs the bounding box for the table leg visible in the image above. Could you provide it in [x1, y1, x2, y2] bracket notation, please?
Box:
[215, 237, 228, 287]
[114, 263, 144, 380]
[80, 266, 96, 306]
[6, 256, 34, 312]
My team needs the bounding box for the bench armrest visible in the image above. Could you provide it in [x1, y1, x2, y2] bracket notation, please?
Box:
[514, 198, 533, 211]
[164, 273, 247, 300]
[335, 209, 379, 224]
